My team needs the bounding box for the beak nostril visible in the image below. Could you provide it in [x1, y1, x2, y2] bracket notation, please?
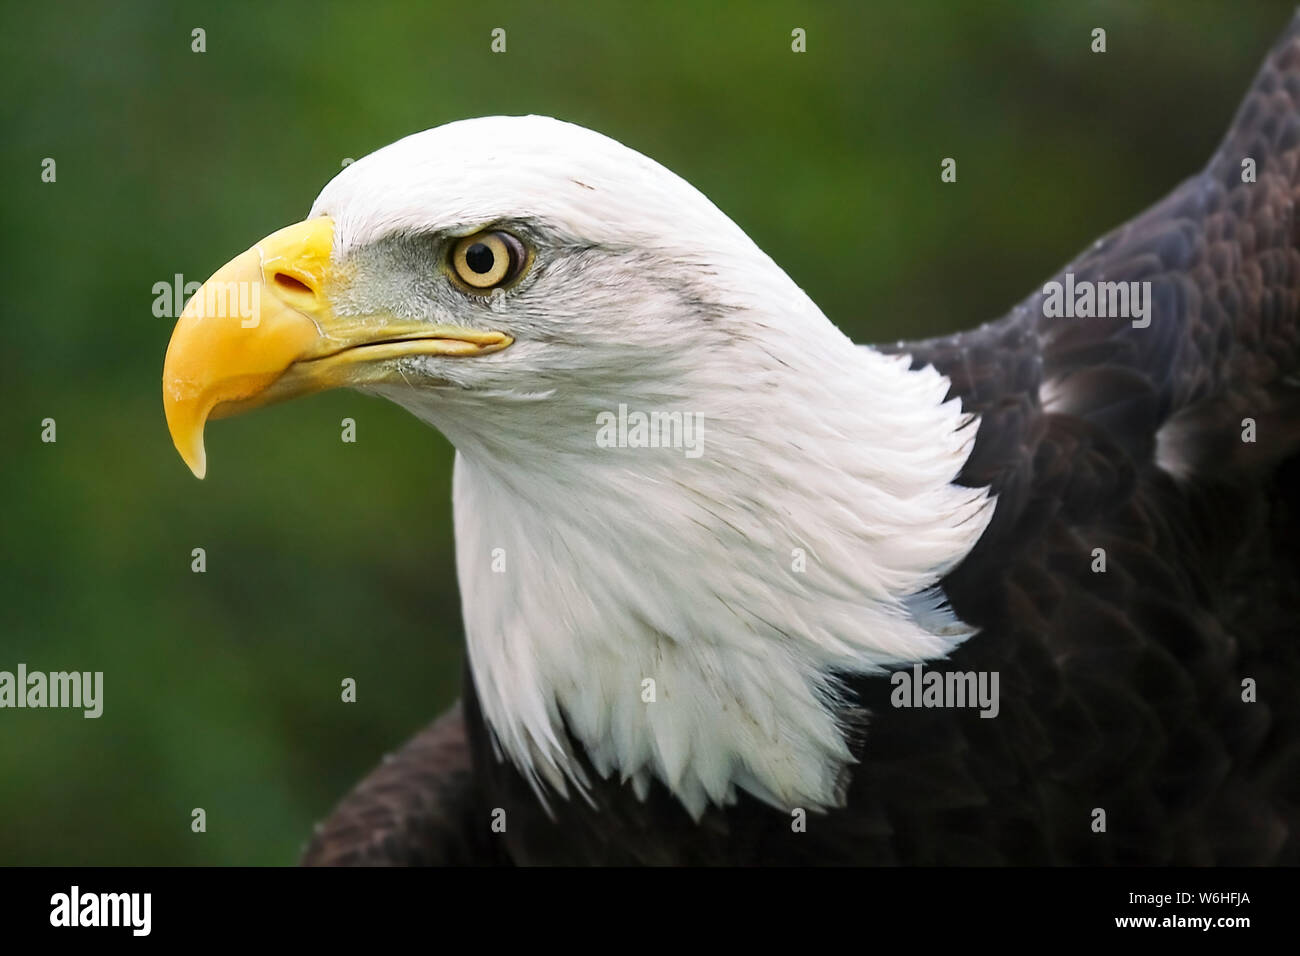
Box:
[272, 272, 313, 296]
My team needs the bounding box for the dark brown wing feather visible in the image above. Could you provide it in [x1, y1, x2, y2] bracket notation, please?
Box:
[299, 703, 504, 866]
[855, 11, 1300, 864]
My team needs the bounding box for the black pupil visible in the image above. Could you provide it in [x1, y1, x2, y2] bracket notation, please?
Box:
[465, 242, 496, 275]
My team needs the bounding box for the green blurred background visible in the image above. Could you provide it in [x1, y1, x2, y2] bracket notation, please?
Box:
[1, 0, 1294, 864]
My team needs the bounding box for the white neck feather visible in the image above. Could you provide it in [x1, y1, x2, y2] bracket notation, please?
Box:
[389, 315, 993, 817]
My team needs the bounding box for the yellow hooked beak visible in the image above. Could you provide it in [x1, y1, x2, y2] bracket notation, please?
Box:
[162, 216, 511, 478]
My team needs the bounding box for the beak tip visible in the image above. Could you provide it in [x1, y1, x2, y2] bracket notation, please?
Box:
[182, 443, 208, 480]
[163, 390, 209, 479]
[169, 421, 208, 479]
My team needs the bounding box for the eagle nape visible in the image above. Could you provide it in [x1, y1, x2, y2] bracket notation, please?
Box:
[166, 16, 1300, 865]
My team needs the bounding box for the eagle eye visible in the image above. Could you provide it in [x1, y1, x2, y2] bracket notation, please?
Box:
[450, 231, 527, 290]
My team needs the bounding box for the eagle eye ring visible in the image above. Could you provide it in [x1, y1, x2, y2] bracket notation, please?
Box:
[449, 231, 528, 291]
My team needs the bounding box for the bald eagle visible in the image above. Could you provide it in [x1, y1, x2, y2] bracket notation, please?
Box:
[164, 18, 1300, 865]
